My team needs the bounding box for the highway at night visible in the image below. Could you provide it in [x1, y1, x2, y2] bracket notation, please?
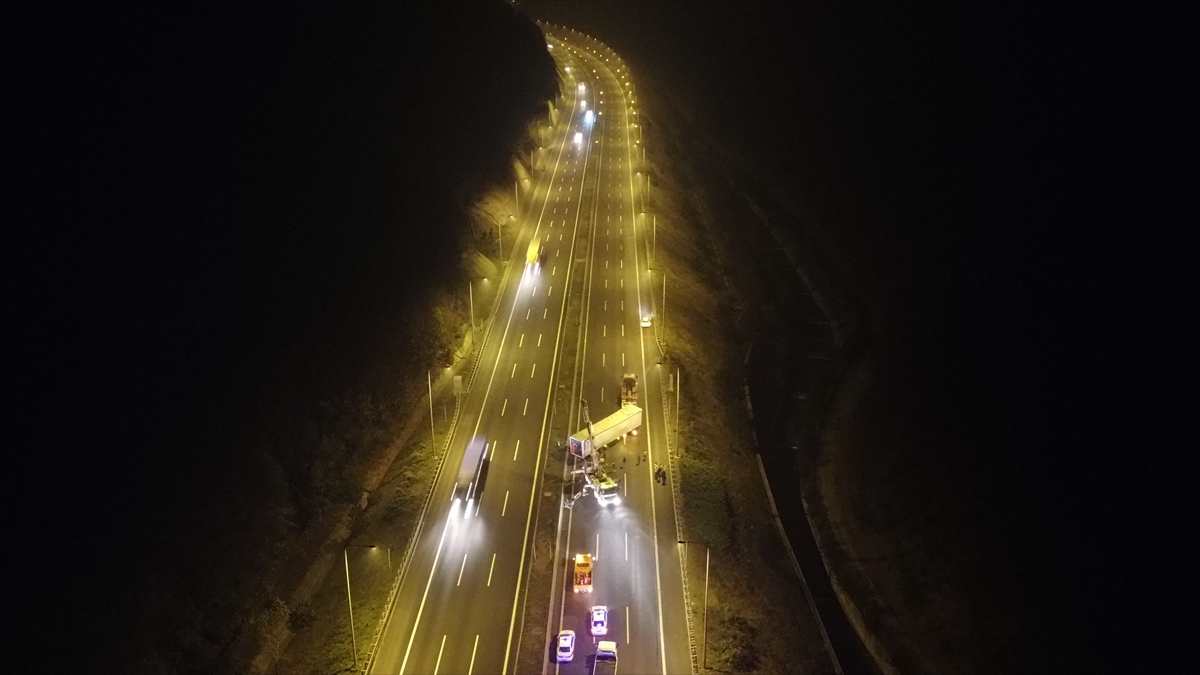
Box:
[367, 30, 691, 675]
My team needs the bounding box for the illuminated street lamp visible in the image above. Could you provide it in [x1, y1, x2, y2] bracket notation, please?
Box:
[343, 543, 388, 669]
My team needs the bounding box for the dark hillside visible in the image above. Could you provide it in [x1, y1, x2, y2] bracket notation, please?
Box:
[524, 2, 1182, 671]
[6, 3, 555, 672]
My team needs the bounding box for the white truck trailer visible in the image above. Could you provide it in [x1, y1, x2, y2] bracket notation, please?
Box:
[569, 404, 642, 460]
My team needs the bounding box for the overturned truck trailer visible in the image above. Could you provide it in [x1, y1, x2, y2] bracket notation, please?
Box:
[569, 404, 642, 460]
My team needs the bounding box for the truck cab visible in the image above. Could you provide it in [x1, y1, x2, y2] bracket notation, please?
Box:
[594, 474, 620, 506]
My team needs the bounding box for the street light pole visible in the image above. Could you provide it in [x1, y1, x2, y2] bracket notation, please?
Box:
[343, 549, 358, 670]
[678, 540, 712, 671]
[703, 545, 711, 670]
[676, 366, 682, 453]
[342, 543, 383, 669]
[428, 369, 435, 449]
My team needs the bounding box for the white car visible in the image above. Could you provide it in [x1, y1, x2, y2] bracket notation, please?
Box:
[640, 315, 652, 328]
[589, 605, 609, 636]
[556, 630, 576, 662]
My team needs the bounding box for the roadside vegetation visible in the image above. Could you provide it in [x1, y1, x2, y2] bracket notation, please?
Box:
[106, 6, 558, 674]
[635, 62, 1027, 675]
[637, 82, 836, 675]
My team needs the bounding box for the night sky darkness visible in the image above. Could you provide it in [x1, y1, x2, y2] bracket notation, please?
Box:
[8, 3, 555, 667]
[525, 4, 1185, 670]
[6, 2, 1183, 671]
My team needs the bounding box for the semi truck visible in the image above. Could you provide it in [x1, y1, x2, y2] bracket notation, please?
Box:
[452, 437, 490, 519]
[592, 641, 618, 675]
[526, 238, 546, 275]
[573, 553, 593, 593]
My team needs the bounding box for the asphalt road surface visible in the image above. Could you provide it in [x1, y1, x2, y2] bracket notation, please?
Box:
[540, 33, 692, 675]
[367, 32, 690, 675]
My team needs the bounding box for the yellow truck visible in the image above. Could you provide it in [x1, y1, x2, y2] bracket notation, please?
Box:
[526, 238, 546, 274]
[573, 553, 593, 593]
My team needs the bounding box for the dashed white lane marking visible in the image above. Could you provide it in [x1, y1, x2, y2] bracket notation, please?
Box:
[519, 333, 525, 347]
[487, 555, 497, 587]
[530, 363, 537, 378]
[433, 635, 447, 675]
[602, 353, 606, 366]
[511, 363, 517, 378]
[523, 398, 529, 415]
[469, 634, 480, 675]
[513, 440, 520, 461]
[603, 325, 607, 337]
[625, 531, 629, 561]
[502, 490, 509, 516]
[621, 324, 625, 336]
[457, 553, 468, 586]
[538, 333, 543, 346]
[526, 309, 531, 320]
[501, 399, 508, 416]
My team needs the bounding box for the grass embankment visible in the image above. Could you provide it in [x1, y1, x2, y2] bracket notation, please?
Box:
[267, 178, 528, 674]
[805, 342, 1026, 675]
[639, 89, 836, 674]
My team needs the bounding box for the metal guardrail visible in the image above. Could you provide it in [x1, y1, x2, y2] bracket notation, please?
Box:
[660, 371, 700, 675]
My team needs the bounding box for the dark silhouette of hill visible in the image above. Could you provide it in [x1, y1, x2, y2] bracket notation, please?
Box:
[524, 2, 1183, 672]
[7, 3, 556, 671]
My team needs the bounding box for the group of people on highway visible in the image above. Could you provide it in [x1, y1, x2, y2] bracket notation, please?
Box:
[624, 450, 668, 484]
